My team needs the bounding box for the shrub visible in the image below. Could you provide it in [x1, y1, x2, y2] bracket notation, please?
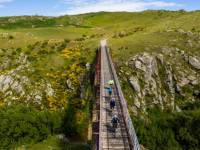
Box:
[0, 105, 63, 149]
[8, 35, 14, 39]
[64, 38, 70, 43]
[134, 108, 200, 150]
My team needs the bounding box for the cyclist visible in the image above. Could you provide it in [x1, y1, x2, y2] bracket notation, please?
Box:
[107, 87, 112, 97]
[108, 80, 114, 86]
[111, 114, 120, 129]
[110, 97, 116, 110]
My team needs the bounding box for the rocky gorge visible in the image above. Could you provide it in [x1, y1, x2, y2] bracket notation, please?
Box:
[119, 47, 200, 115]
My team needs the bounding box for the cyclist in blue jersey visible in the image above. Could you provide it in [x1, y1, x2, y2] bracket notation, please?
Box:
[108, 87, 112, 96]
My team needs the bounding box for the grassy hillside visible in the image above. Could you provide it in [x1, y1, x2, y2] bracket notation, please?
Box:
[1, 10, 200, 55]
[0, 10, 200, 149]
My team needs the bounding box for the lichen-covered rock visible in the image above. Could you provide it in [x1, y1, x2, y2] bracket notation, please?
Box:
[46, 83, 54, 96]
[0, 52, 57, 107]
[129, 76, 140, 93]
[188, 56, 200, 70]
[121, 50, 200, 114]
[66, 79, 72, 89]
[57, 134, 69, 143]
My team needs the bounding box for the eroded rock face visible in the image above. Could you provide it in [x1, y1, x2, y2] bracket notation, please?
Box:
[121, 50, 200, 114]
[129, 76, 140, 93]
[0, 53, 55, 106]
[130, 53, 158, 76]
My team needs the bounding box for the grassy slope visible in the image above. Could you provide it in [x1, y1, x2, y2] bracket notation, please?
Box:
[1, 10, 200, 149]
[2, 11, 200, 57]
[106, 11, 200, 60]
[22, 136, 89, 150]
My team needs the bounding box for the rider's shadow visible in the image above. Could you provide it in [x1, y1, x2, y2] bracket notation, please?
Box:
[103, 107, 112, 116]
[104, 96, 110, 100]
[106, 123, 115, 133]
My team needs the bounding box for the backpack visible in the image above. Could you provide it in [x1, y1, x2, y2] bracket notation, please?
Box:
[112, 117, 118, 123]
[110, 99, 115, 106]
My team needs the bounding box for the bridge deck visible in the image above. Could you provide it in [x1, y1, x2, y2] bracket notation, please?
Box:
[99, 42, 131, 150]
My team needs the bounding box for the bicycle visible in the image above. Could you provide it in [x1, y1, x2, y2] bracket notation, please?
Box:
[112, 122, 118, 137]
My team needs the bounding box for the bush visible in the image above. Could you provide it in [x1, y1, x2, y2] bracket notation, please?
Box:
[173, 111, 200, 150]
[0, 105, 63, 149]
[64, 38, 70, 43]
[134, 110, 180, 150]
[8, 35, 14, 39]
[134, 108, 200, 150]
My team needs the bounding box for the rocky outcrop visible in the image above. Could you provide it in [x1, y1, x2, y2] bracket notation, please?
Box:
[129, 76, 140, 93]
[121, 49, 200, 114]
[0, 53, 55, 106]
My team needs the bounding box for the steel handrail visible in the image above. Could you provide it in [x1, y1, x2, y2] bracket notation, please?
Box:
[98, 45, 104, 150]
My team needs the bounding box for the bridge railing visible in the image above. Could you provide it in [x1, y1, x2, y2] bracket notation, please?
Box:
[98, 46, 104, 150]
[105, 47, 141, 150]
[93, 48, 101, 150]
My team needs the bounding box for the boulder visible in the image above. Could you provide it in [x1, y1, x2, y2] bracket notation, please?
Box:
[129, 76, 140, 93]
[135, 60, 144, 71]
[134, 98, 141, 108]
[46, 83, 54, 96]
[179, 77, 190, 87]
[175, 84, 181, 92]
[119, 31, 126, 37]
[176, 105, 181, 112]
[66, 79, 72, 89]
[183, 54, 189, 62]
[188, 56, 200, 70]
[57, 134, 69, 143]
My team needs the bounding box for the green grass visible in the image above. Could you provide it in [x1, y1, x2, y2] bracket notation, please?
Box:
[1, 11, 200, 55]
[0, 27, 91, 48]
[1, 10, 200, 149]
[22, 136, 90, 150]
